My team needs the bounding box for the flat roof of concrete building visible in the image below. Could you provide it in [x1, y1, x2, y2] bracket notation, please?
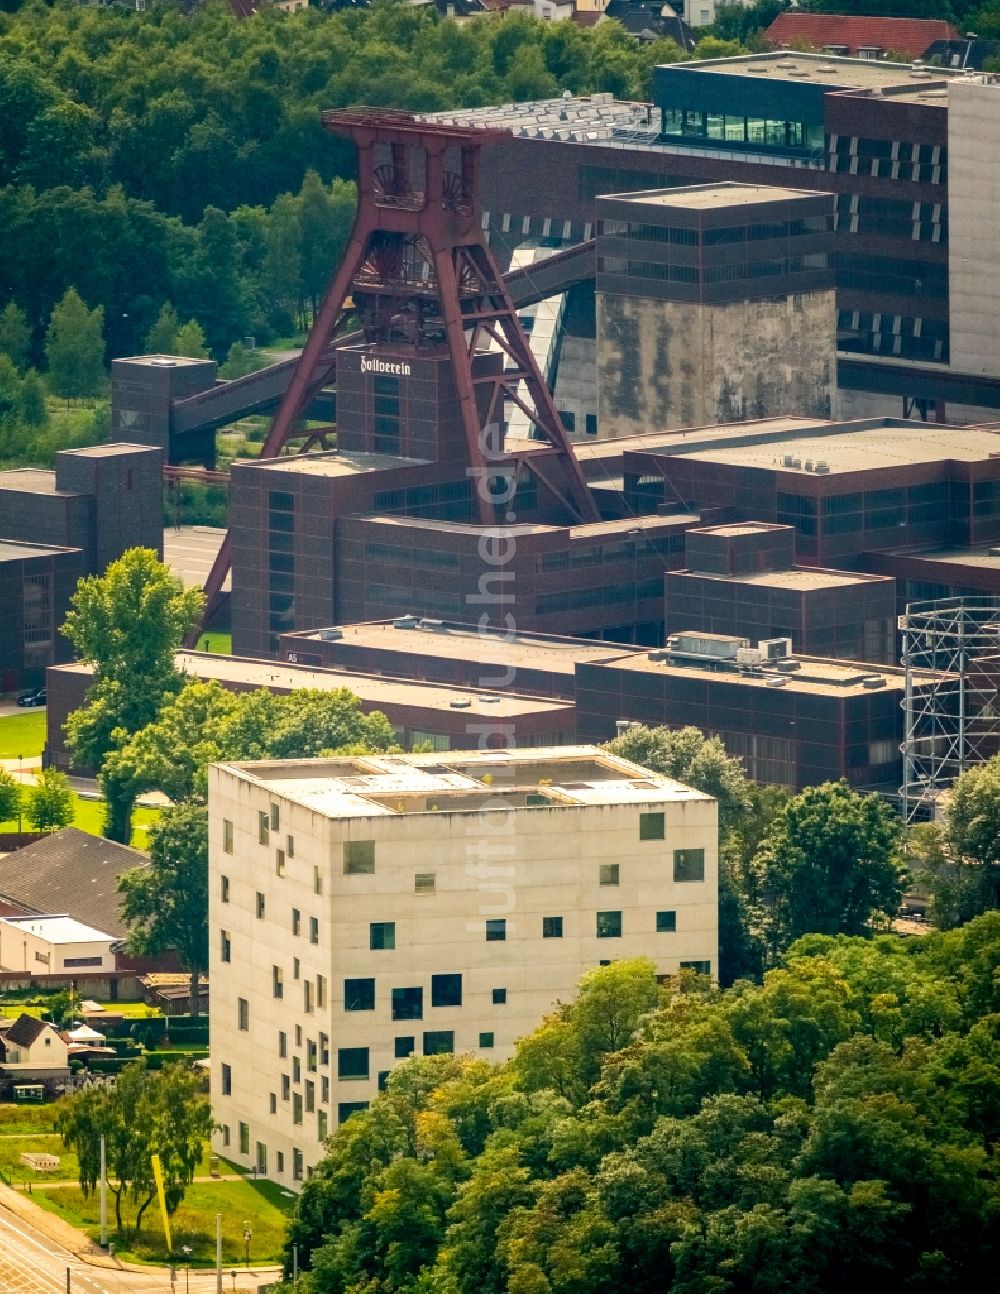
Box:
[51, 652, 576, 721]
[588, 650, 926, 697]
[574, 417, 830, 470]
[118, 354, 214, 368]
[426, 93, 654, 142]
[893, 547, 1000, 571]
[60, 443, 158, 458]
[609, 182, 823, 209]
[691, 523, 791, 538]
[348, 512, 697, 539]
[0, 469, 67, 496]
[660, 422, 1000, 474]
[677, 51, 954, 93]
[220, 746, 712, 820]
[672, 566, 892, 591]
[0, 914, 114, 944]
[236, 448, 428, 476]
[285, 619, 636, 674]
[0, 540, 77, 562]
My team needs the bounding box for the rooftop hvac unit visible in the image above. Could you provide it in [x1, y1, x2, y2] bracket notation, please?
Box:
[418, 619, 445, 631]
[392, 615, 420, 630]
[814, 461, 831, 474]
[647, 650, 670, 662]
[775, 658, 801, 673]
[862, 676, 887, 689]
[318, 628, 343, 641]
[736, 647, 763, 670]
[759, 637, 793, 660]
[766, 677, 788, 687]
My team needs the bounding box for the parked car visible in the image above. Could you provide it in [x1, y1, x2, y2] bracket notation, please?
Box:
[16, 688, 46, 708]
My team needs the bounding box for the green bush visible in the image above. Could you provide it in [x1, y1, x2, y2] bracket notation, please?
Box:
[144, 1048, 209, 1071]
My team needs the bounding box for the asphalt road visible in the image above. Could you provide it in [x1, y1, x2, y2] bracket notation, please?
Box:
[0, 1205, 270, 1294]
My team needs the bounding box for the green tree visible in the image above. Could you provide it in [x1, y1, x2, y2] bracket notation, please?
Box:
[751, 781, 902, 963]
[118, 801, 209, 1017]
[44, 287, 105, 399]
[219, 339, 264, 379]
[173, 318, 209, 360]
[939, 753, 1000, 919]
[61, 548, 203, 840]
[0, 767, 20, 825]
[605, 724, 750, 835]
[16, 370, 48, 427]
[56, 1058, 212, 1234]
[144, 301, 179, 354]
[25, 766, 73, 831]
[0, 301, 31, 369]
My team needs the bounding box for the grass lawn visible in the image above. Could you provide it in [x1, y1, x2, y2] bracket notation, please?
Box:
[0, 1134, 79, 1185]
[33, 1177, 294, 1266]
[0, 1104, 58, 1134]
[193, 631, 232, 655]
[0, 711, 46, 758]
[66, 792, 160, 846]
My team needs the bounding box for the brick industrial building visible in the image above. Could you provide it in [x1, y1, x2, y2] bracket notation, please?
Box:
[45, 651, 576, 771]
[433, 57, 1000, 419]
[228, 414, 1000, 656]
[0, 444, 162, 689]
[277, 617, 938, 795]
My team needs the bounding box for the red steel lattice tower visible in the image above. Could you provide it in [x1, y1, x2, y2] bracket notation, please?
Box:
[196, 108, 599, 629]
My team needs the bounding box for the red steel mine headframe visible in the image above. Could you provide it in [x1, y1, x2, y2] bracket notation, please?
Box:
[195, 108, 599, 633]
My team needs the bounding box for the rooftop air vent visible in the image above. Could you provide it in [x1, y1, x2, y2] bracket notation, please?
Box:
[766, 677, 788, 687]
[393, 615, 420, 630]
[318, 628, 343, 641]
[862, 677, 887, 689]
[418, 619, 445, 631]
[814, 461, 831, 474]
[775, 659, 801, 673]
[449, 699, 472, 709]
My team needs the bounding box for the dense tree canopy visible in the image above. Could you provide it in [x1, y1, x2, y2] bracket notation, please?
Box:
[62, 547, 203, 839]
[750, 781, 902, 963]
[56, 1058, 213, 1235]
[280, 918, 1000, 1294]
[0, 3, 732, 364]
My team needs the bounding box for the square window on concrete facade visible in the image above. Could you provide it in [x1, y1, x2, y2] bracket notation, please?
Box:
[392, 986, 423, 1020]
[394, 1036, 415, 1058]
[640, 812, 665, 840]
[338, 1047, 370, 1080]
[345, 978, 375, 1011]
[596, 911, 622, 939]
[431, 973, 462, 1007]
[344, 840, 375, 874]
[674, 849, 705, 882]
[370, 921, 395, 950]
[657, 910, 677, 932]
[423, 1030, 454, 1056]
[543, 916, 563, 938]
[485, 918, 506, 941]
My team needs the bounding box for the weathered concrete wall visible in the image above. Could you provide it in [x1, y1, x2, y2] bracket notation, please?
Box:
[949, 81, 1000, 378]
[597, 290, 835, 436]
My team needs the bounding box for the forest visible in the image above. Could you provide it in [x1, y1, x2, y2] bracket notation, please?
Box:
[0, 0, 726, 369]
[279, 917, 1000, 1293]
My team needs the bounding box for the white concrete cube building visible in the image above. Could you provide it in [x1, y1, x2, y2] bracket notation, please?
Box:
[208, 746, 718, 1185]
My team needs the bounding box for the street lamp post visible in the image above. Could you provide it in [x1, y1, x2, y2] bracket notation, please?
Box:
[182, 1244, 192, 1294]
[243, 1220, 252, 1268]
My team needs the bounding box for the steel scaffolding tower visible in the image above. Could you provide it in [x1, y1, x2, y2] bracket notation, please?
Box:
[900, 596, 1000, 820]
